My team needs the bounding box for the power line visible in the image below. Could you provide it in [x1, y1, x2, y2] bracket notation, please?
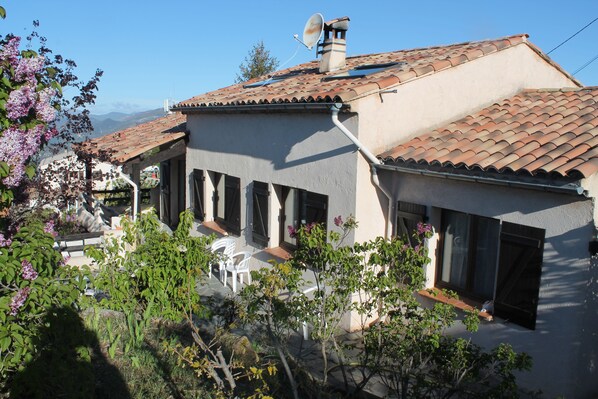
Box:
[547, 16, 598, 55]
[573, 52, 598, 75]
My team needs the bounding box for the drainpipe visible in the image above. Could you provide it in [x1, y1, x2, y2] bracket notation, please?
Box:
[330, 104, 393, 238]
[115, 166, 139, 222]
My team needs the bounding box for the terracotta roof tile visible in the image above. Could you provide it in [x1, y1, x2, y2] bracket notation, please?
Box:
[574, 158, 598, 176]
[380, 87, 598, 178]
[175, 34, 575, 110]
[75, 113, 187, 164]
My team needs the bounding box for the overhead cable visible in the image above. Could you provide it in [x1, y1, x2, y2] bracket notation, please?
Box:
[547, 17, 598, 55]
[573, 52, 598, 75]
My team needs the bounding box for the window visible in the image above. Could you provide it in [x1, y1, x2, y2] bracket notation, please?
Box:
[252, 181, 269, 247]
[280, 187, 327, 247]
[396, 201, 426, 246]
[437, 209, 544, 329]
[213, 173, 241, 235]
[192, 169, 205, 221]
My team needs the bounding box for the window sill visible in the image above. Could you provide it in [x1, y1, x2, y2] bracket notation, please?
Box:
[201, 221, 229, 236]
[263, 246, 293, 261]
[418, 288, 493, 321]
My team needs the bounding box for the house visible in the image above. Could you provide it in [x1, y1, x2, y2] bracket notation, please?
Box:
[75, 112, 188, 225]
[378, 87, 598, 397]
[78, 17, 598, 397]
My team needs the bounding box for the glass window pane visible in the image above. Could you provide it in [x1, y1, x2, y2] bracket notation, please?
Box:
[282, 188, 298, 245]
[472, 217, 500, 298]
[441, 211, 469, 289]
[216, 174, 225, 219]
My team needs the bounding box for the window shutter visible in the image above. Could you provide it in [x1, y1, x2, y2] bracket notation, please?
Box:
[224, 176, 241, 235]
[397, 201, 426, 246]
[192, 169, 205, 221]
[160, 161, 171, 225]
[304, 191, 328, 227]
[495, 222, 545, 330]
[252, 182, 269, 247]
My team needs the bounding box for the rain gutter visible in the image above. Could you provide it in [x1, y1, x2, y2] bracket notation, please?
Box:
[377, 163, 587, 197]
[115, 167, 139, 221]
[174, 103, 343, 114]
[330, 103, 394, 238]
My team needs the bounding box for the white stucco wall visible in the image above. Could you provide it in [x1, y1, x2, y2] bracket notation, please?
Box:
[382, 169, 597, 398]
[185, 112, 359, 248]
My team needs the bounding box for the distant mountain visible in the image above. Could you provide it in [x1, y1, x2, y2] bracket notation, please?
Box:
[88, 108, 167, 139]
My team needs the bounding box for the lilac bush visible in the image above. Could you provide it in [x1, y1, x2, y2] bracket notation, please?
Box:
[0, 15, 101, 380]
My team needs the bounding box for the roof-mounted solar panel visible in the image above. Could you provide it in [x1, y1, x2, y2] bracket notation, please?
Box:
[322, 62, 406, 81]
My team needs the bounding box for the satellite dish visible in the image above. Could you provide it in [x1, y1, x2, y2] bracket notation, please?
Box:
[302, 13, 324, 50]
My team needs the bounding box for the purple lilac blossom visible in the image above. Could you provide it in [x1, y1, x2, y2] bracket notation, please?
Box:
[0, 37, 20, 67]
[59, 254, 71, 266]
[417, 222, 432, 235]
[35, 88, 56, 123]
[44, 220, 56, 236]
[44, 127, 58, 141]
[0, 125, 42, 187]
[334, 215, 343, 227]
[305, 222, 316, 234]
[21, 260, 38, 281]
[287, 225, 297, 238]
[0, 233, 12, 247]
[6, 84, 36, 120]
[9, 287, 30, 316]
[14, 55, 45, 83]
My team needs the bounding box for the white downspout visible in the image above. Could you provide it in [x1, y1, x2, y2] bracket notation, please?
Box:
[330, 104, 393, 239]
[115, 166, 139, 222]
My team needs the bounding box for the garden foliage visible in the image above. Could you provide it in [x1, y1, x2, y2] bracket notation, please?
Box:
[241, 217, 533, 398]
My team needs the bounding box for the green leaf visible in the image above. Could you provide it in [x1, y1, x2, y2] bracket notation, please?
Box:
[0, 161, 10, 178]
[0, 7, 6, 19]
[25, 164, 35, 179]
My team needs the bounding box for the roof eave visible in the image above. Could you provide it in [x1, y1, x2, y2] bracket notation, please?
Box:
[174, 102, 351, 114]
[377, 162, 587, 196]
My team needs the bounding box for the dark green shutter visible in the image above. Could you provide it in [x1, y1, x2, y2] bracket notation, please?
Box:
[252, 182, 269, 246]
[224, 175, 241, 235]
[495, 222, 545, 330]
[192, 169, 205, 221]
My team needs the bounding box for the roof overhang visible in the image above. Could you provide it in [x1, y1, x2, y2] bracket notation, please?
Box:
[74, 113, 188, 172]
[377, 162, 587, 196]
[176, 102, 350, 114]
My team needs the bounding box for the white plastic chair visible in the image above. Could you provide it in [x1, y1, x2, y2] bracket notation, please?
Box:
[225, 251, 252, 293]
[210, 237, 235, 283]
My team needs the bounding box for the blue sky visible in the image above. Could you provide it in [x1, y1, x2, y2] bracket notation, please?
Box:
[3, 1, 598, 114]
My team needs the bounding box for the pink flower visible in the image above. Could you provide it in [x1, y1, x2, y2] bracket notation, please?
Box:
[14, 55, 45, 83]
[417, 222, 432, 236]
[0, 233, 12, 247]
[287, 225, 297, 238]
[9, 287, 30, 316]
[0, 37, 20, 67]
[6, 84, 36, 120]
[43, 127, 58, 141]
[0, 125, 42, 187]
[334, 215, 343, 227]
[21, 260, 38, 280]
[44, 220, 57, 236]
[59, 254, 71, 266]
[35, 88, 56, 123]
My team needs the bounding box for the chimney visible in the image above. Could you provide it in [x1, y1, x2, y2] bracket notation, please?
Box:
[318, 16, 350, 73]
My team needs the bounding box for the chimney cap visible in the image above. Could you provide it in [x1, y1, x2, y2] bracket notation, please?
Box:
[325, 16, 350, 32]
